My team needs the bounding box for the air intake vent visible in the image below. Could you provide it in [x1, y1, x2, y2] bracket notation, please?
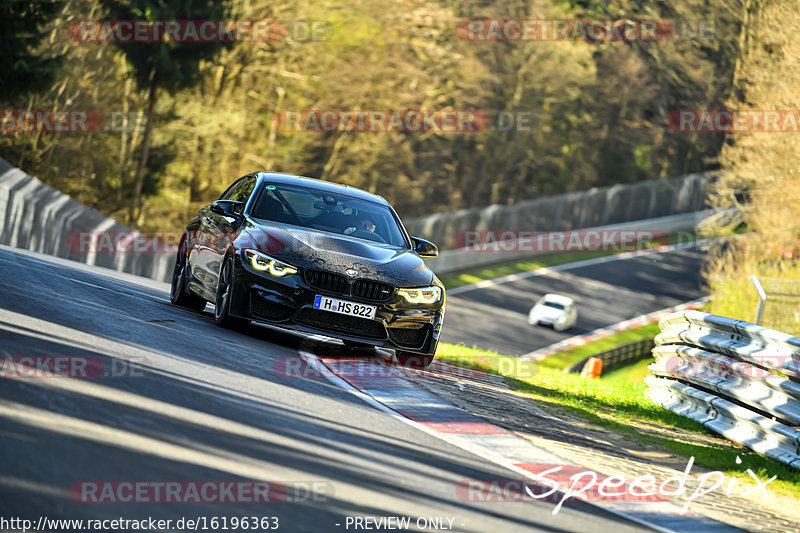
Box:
[295, 308, 386, 339]
[388, 325, 430, 349]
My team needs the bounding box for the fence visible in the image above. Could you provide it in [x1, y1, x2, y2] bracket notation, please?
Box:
[647, 310, 800, 469]
[404, 172, 713, 251]
[750, 276, 800, 332]
[566, 338, 655, 374]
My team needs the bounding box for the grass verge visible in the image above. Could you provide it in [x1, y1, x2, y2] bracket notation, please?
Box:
[537, 301, 711, 371]
[537, 321, 662, 370]
[435, 342, 800, 498]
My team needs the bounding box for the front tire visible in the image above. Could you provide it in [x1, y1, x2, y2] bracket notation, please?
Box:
[214, 255, 249, 330]
[395, 351, 434, 368]
[170, 250, 206, 312]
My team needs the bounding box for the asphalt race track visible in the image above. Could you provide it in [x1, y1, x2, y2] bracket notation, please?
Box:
[440, 246, 708, 356]
[0, 245, 651, 533]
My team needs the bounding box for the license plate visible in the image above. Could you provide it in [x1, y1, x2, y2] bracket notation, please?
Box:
[313, 295, 377, 320]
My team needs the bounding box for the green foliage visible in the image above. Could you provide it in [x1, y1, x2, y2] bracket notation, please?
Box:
[0, 0, 65, 101]
[707, 0, 800, 335]
[101, 0, 233, 94]
[0, 0, 750, 232]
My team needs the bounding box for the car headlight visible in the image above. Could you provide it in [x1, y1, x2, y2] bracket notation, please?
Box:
[397, 286, 442, 304]
[243, 249, 297, 277]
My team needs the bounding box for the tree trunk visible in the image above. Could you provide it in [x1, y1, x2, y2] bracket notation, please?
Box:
[119, 74, 131, 204]
[128, 77, 157, 227]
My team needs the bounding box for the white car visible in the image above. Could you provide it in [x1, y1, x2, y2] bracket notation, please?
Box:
[528, 294, 577, 332]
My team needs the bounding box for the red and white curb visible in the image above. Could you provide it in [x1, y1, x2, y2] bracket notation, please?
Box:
[299, 351, 741, 533]
[520, 296, 711, 361]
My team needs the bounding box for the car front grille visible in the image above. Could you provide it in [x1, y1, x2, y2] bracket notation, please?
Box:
[352, 279, 395, 301]
[304, 269, 395, 302]
[304, 270, 348, 294]
[249, 293, 293, 321]
[294, 308, 386, 339]
[388, 325, 430, 349]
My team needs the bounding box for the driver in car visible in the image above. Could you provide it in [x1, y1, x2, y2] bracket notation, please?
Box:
[344, 218, 376, 235]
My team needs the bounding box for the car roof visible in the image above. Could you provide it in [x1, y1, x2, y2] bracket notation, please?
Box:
[540, 293, 574, 305]
[255, 172, 389, 205]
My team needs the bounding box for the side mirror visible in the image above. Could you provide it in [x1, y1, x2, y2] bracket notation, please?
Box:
[411, 236, 438, 257]
[210, 200, 244, 219]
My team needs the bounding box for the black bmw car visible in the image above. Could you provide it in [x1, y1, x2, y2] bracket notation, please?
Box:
[170, 172, 445, 367]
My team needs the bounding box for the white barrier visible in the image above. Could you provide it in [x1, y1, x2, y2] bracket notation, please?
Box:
[0, 158, 174, 282]
[404, 172, 713, 252]
[648, 310, 800, 469]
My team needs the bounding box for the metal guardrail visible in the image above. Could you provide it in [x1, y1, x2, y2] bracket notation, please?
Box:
[646, 310, 800, 469]
[566, 338, 655, 374]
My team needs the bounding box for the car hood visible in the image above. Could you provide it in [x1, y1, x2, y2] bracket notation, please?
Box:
[239, 221, 435, 287]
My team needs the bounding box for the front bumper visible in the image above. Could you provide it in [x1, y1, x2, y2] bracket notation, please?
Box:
[228, 253, 444, 356]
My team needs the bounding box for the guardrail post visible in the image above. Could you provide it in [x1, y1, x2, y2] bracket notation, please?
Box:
[749, 275, 766, 325]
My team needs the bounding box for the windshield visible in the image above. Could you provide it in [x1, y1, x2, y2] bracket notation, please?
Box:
[540, 301, 565, 310]
[250, 182, 408, 248]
